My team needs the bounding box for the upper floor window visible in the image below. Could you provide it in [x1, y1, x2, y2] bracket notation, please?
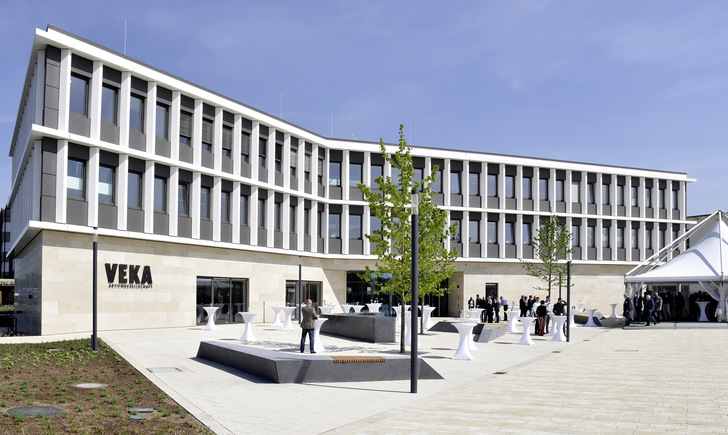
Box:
[539, 178, 548, 200]
[241, 131, 251, 163]
[469, 173, 479, 196]
[602, 184, 610, 205]
[329, 162, 341, 186]
[391, 168, 400, 186]
[658, 188, 666, 209]
[602, 226, 610, 248]
[487, 174, 497, 197]
[645, 187, 652, 208]
[450, 219, 461, 242]
[67, 159, 85, 199]
[350, 163, 362, 187]
[290, 205, 297, 232]
[130, 94, 145, 132]
[258, 199, 266, 228]
[274, 202, 282, 231]
[70, 74, 89, 116]
[101, 84, 117, 124]
[617, 227, 625, 249]
[571, 225, 580, 247]
[240, 195, 249, 225]
[178, 183, 189, 216]
[631, 228, 639, 249]
[450, 171, 461, 194]
[617, 185, 625, 206]
[350, 214, 362, 239]
[672, 189, 679, 209]
[370, 215, 382, 234]
[505, 175, 515, 198]
[631, 186, 639, 207]
[221, 191, 230, 223]
[259, 138, 268, 168]
[304, 153, 312, 180]
[329, 213, 341, 238]
[571, 181, 580, 203]
[153, 177, 166, 212]
[432, 169, 442, 193]
[304, 208, 310, 235]
[487, 221, 497, 244]
[587, 182, 595, 204]
[587, 226, 595, 248]
[201, 119, 214, 153]
[179, 111, 192, 145]
[523, 177, 532, 200]
[275, 144, 283, 172]
[555, 180, 564, 202]
[151, 104, 167, 141]
[128, 172, 142, 208]
[523, 222, 532, 245]
[469, 220, 479, 243]
[222, 126, 233, 158]
[646, 228, 653, 250]
[290, 148, 298, 178]
[505, 222, 515, 245]
[98, 165, 114, 204]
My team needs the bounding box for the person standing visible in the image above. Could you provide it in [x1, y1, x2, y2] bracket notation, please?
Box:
[536, 301, 548, 335]
[493, 297, 501, 323]
[468, 297, 475, 310]
[653, 292, 663, 323]
[644, 294, 655, 326]
[500, 296, 509, 321]
[553, 297, 566, 316]
[300, 299, 318, 353]
[634, 292, 643, 323]
[520, 295, 528, 317]
[623, 293, 634, 326]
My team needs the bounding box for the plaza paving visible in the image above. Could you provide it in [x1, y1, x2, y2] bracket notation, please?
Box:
[4, 317, 728, 434]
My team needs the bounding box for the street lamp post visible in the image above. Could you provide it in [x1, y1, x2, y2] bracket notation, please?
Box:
[566, 259, 572, 343]
[410, 190, 419, 394]
[298, 256, 302, 324]
[92, 227, 98, 352]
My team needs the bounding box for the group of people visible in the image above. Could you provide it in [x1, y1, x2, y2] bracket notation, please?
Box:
[624, 289, 720, 325]
[468, 294, 568, 336]
[468, 295, 509, 323]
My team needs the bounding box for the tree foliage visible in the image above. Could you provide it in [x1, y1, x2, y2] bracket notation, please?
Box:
[521, 214, 574, 297]
[358, 125, 458, 353]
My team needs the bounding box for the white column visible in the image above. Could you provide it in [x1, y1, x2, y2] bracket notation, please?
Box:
[169, 167, 179, 237]
[282, 194, 290, 250]
[249, 187, 259, 246]
[191, 172, 201, 239]
[56, 140, 68, 223]
[233, 115, 242, 178]
[31, 141, 42, 221]
[117, 155, 128, 230]
[119, 72, 131, 149]
[342, 150, 350, 201]
[250, 122, 260, 181]
[214, 108, 224, 171]
[193, 100, 203, 166]
[443, 159, 451, 206]
[33, 50, 46, 125]
[146, 82, 157, 154]
[170, 91, 181, 161]
[231, 182, 241, 243]
[89, 61, 103, 141]
[212, 177, 221, 241]
[143, 161, 154, 233]
[88, 147, 99, 227]
[57, 49, 72, 133]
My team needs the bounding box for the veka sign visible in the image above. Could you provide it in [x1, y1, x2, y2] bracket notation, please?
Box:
[105, 263, 153, 289]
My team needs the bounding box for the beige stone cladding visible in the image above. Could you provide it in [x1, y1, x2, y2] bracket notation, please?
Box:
[454, 261, 632, 315]
[31, 230, 379, 334]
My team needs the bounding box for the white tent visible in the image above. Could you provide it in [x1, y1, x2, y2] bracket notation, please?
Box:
[625, 210, 728, 321]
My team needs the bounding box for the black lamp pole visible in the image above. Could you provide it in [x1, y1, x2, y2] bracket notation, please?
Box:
[566, 260, 571, 343]
[298, 256, 302, 324]
[410, 190, 419, 394]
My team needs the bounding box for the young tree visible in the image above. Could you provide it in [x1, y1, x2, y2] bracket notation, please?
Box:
[358, 125, 458, 353]
[521, 214, 574, 298]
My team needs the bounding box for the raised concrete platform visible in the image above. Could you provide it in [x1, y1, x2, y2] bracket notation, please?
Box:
[196, 341, 442, 383]
[320, 313, 396, 343]
[476, 323, 507, 343]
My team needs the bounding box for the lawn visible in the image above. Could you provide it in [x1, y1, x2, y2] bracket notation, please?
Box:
[0, 338, 212, 434]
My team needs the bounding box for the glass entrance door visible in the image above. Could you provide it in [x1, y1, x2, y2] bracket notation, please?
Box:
[196, 277, 248, 324]
[285, 280, 322, 319]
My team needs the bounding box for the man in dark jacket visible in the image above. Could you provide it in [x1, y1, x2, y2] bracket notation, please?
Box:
[644, 294, 655, 326]
[536, 301, 548, 335]
[300, 299, 319, 353]
[623, 293, 634, 326]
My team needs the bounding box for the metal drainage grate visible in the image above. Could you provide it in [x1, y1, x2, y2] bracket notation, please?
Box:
[147, 367, 182, 373]
[552, 351, 562, 353]
[493, 371, 508, 375]
[615, 349, 639, 352]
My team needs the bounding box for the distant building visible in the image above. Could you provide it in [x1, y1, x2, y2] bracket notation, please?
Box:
[6, 26, 694, 335]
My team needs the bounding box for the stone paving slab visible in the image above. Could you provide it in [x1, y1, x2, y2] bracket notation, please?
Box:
[4, 319, 728, 434]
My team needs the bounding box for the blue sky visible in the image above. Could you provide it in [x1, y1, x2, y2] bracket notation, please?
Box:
[1, 0, 726, 216]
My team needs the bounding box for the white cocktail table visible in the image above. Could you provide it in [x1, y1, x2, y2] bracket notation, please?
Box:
[423, 306, 436, 330]
[203, 306, 219, 331]
[280, 306, 296, 330]
[584, 308, 599, 327]
[551, 315, 567, 342]
[319, 305, 335, 314]
[576, 302, 585, 313]
[452, 322, 477, 360]
[506, 312, 520, 333]
[312, 318, 328, 353]
[518, 317, 535, 345]
[237, 312, 258, 342]
[609, 303, 619, 319]
[270, 305, 284, 327]
[341, 304, 354, 314]
[351, 305, 364, 313]
[366, 303, 382, 314]
[697, 301, 710, 322]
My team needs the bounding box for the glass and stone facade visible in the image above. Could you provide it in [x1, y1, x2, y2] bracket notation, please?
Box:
[6, 26, 694, 335]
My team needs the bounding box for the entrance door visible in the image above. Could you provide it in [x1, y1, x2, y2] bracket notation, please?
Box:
[286, 280, 322, 319]
[196, 277, 248, 324]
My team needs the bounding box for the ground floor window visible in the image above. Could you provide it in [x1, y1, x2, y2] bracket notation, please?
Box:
[286, 280, 321, 319]
[196, 277, 248, 324]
